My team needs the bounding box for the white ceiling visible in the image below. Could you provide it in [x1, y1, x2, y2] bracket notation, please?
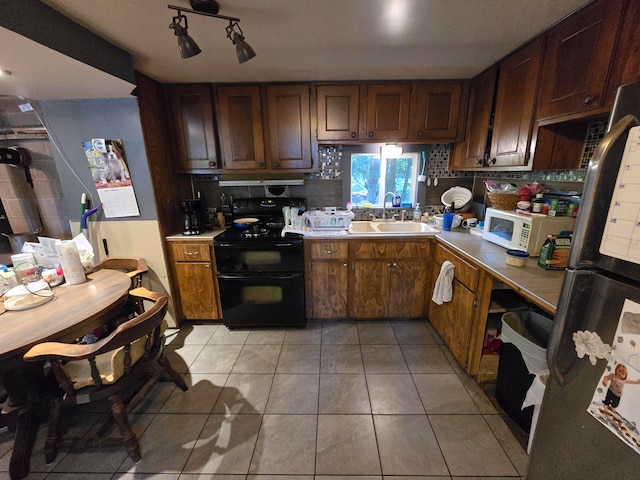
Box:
[1, 0, 592, 100]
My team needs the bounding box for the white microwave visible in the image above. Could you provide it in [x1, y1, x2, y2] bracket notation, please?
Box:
[482, 208, 576, 256]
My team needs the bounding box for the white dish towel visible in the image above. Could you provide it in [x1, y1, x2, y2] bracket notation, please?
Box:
[432, 260, 455, 305]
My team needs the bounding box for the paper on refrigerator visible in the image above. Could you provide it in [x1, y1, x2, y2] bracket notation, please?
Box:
[587, 298, 640, 454]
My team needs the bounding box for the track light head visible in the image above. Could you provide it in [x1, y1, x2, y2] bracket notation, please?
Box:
[170, 14, 201, 58]
[226, 22, 257, 64]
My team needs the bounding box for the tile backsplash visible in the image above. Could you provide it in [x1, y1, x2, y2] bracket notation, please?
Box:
[194, 120, 606, 212]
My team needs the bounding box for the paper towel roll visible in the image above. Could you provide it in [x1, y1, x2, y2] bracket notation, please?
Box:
[55, 241, 86, 285]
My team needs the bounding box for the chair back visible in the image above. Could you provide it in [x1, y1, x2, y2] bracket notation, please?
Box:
[24, 288, 168, 395]
[93, 257, 148, 288]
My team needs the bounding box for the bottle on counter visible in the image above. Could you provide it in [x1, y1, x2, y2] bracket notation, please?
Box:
[532, 193, 544, 213]
[414, 203, 422, 222]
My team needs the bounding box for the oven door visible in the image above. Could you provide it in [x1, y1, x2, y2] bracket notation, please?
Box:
[214, 240, 303, 273]
[217, 272, 306, 328]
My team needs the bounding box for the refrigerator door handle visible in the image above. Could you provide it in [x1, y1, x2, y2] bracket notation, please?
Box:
[547, 273, 575, 386]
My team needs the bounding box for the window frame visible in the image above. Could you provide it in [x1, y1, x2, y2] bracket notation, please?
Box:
[349, 151, 420, 207]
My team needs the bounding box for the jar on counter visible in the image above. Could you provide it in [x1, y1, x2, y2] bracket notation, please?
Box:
[532, 193, 544, 213]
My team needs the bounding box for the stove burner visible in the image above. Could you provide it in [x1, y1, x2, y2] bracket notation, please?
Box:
[242, 225, 270, 238]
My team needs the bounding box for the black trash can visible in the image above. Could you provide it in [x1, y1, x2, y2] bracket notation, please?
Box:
[495, 310, 553, 432]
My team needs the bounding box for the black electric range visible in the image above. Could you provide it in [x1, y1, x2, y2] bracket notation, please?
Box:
[213, 197, 307, 329]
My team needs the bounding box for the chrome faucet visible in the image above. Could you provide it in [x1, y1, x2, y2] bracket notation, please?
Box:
[382, 191, 396, 220]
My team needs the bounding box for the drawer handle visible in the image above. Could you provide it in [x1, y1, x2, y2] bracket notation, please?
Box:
[322, 249, 338, 254]
[183, 251, 199, 256]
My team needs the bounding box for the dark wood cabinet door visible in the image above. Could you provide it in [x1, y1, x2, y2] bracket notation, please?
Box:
[351, 260, 390, 318]
[489, 38, 543, 167]
[167, 84, 219, 173]
[536, 0, 624, 120]
[174, 262, 219, 320]
[365, 83, 411, 141]
[409, 82, 464, 142]
[216, 85, 266, 170]
[450, 66, 497, 170]
[309, 261, 349, 318]
[388, 260, 429, 318]
[266, 84, 313, 170]
[316, 84, 360, 141]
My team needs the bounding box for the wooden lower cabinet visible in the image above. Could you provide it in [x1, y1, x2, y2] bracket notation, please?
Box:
[429, 271, 476, 366]
[305, 238, 431, 320]
[305, 240, 349, 318]
[167, 240, 221, 321]
[428, 243, 493, 372]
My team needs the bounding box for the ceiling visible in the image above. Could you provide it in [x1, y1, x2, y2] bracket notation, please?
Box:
[1, 0, 592, 100]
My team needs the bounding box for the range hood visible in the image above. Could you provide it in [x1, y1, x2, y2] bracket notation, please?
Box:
[218, 173, 305, 186]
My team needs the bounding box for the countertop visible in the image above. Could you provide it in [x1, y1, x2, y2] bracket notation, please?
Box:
[164, 225, 565, 314]
[435, 229, 565, 314]
[165, 229, 226, 240]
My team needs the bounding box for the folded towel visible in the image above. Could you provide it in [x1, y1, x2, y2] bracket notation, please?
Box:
[432, 260, 455, 305]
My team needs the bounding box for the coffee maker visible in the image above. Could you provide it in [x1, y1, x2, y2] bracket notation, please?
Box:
[180, 199, 204, 235]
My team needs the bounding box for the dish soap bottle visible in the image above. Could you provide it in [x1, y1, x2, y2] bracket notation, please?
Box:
[414, 203, 422, 222]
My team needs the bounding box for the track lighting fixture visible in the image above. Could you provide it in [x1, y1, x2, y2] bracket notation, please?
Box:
[168, 2, 256, 63]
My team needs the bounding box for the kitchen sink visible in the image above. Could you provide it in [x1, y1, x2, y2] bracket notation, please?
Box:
[349, 221, 439, 236]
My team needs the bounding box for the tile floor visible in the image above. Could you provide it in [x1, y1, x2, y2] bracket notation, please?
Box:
[0, 319, 529, 479]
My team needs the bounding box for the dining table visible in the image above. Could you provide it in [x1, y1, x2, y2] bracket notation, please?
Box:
[0, 268, 131, 480]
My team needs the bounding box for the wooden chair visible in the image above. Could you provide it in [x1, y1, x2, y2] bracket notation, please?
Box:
[93, 258, 148, 316]
[23, 288, 188, 464]
[93, 257, 148, 289]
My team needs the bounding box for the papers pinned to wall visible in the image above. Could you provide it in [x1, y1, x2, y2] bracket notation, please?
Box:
[83, 138, 140, 218]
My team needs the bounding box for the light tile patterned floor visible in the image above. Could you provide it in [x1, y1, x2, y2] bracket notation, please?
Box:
[0, 319, 528, 479]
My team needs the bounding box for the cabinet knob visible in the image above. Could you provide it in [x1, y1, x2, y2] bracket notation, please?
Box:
[206, 263, 210, 269]
[475, 158, 483, 166]
[257, 162, 264, 168]
[488, 157, 497, 165]
[583, 94, 594, 105]
[351, 132, 357, 138]
[272, 162, 280, 168]
[417, 131, 424, 137]
[368, 131, 374, 137]
[208, 161, 217, 167]
[343, 263, 348, 267]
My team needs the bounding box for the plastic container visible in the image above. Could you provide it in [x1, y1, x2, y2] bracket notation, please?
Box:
[496, 310, 553, 431]
[413, 203, 422, 222]
[505, 249, 529, 266]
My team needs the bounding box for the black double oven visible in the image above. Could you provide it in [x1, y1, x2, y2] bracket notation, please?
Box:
[213, 197, 306, 329]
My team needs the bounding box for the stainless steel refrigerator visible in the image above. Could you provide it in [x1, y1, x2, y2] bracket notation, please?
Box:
[527, 82, 640, 479]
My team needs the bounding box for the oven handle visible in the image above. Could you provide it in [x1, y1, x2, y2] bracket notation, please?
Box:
[217, 273, 303, 280]
[214, 242, 301, 248]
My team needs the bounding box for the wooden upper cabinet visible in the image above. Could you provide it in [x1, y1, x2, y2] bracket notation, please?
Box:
[409, 82, 465, 142]
[365, 83, 411, 141]
[166, 84, 220, 173]
[216, 85, 266, 170]
[316, 84, 360, 141]
[536, 0, 624, 121]
[266, 84, 314, 170]
[450, 66, 497, 170]
[489, 38, 543, 168]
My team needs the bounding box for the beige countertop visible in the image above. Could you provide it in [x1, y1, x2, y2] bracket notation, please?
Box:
[435, 229, 565, 314]
[164, 224, 564, 314]
[165, 229, 226, 240]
